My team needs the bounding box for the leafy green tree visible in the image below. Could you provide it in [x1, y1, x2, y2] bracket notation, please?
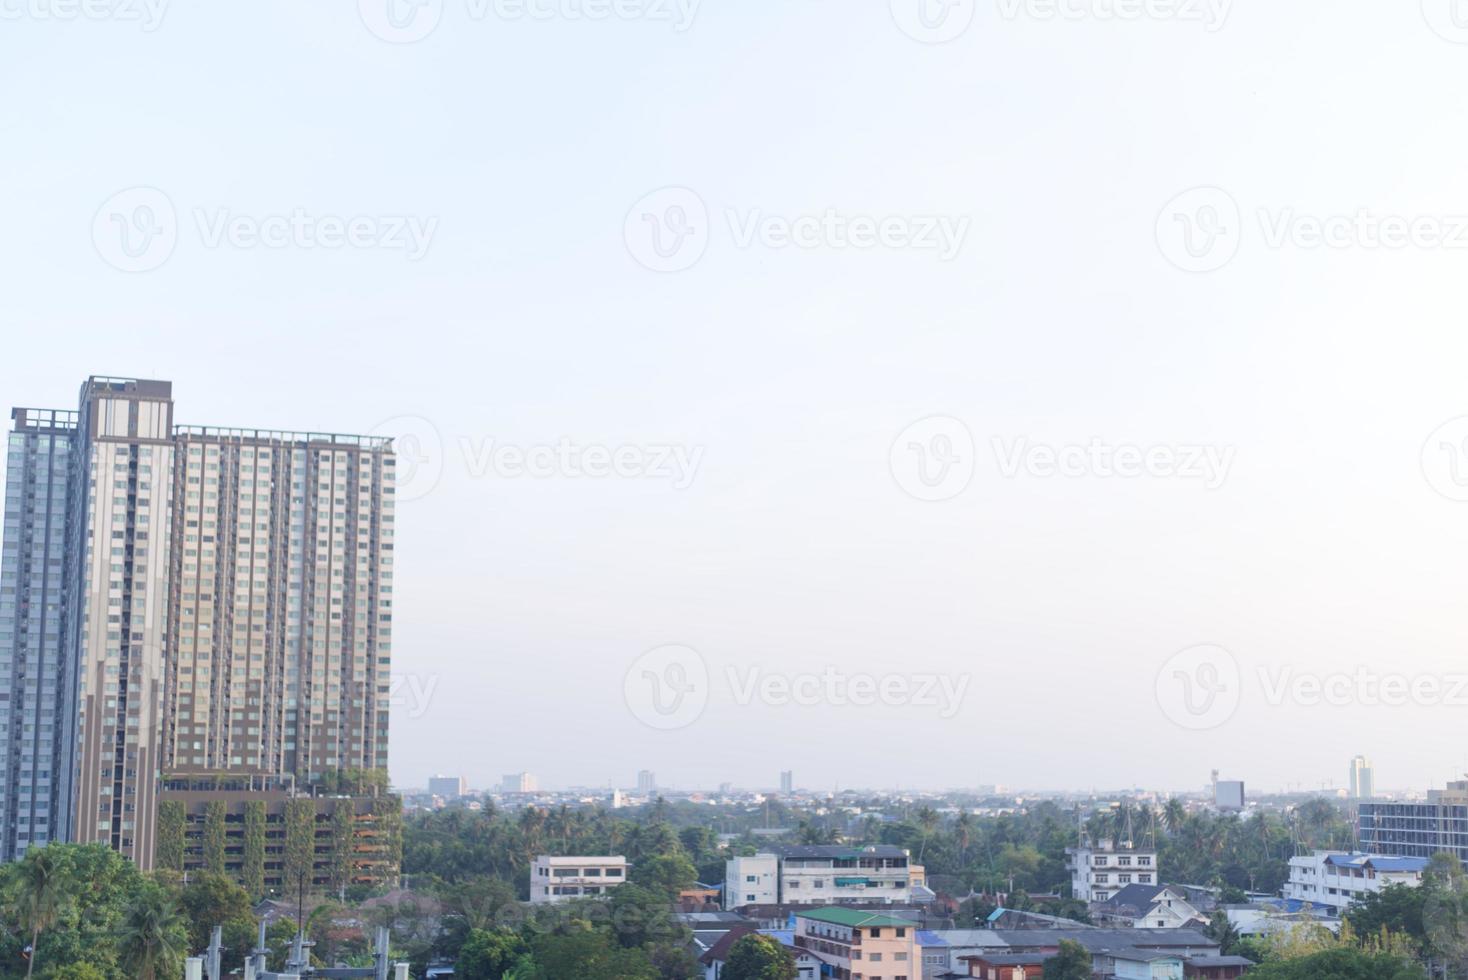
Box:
[38, 964, 109, 980]
[629, 853, 696, 901]
[178, 871, 256, 957]
[609, 884, 685, 948]
[1245, 947, 1426, 979]
[14, 846, 71, 979]
[1346, 883, 1427, 946]
[722, 934, 797, 980]
[1206, 910, 1242, 955]
[647, 940, 701, 980]
[528, 930, 659, 980]
[1042, 939, 1091, 980]
[113, 882, 188, 980]
[457, 929, 528, 980]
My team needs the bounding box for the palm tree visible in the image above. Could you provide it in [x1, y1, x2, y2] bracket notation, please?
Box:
[915, 807, 939, 863]
[14, 846, 69, 979]
[955, 811, 974, 868]
[1163, 798, 1187, 835]
[114, 885, 188, 980]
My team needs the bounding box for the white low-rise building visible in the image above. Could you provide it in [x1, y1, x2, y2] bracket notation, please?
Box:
[724, 845, 916, 909]
[1067, 838, 1160, 904]
[1283, 851, 1427, 916]
[529, 855, 629, 904]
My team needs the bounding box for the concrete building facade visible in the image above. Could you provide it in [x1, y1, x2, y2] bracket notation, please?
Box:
[0, 377, 397, 871]
[725, 846, 917, 909]
[1283, 850, 1426, 915]
[530, 854, 629, 903]
[1359, 780, 1468, 866]
[1067, 838, 1159, 904]
[792, 906, 917, 980]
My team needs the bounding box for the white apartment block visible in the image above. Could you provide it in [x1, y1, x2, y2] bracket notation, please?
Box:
[1066, 838, 1159, 903]
[530, 855, 628, 904]
[724, 845, 916, 909]
[1283, 851, 1426, 916]
[726, 853, 780, 908]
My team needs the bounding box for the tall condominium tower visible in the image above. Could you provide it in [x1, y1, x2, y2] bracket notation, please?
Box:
[68, 379, 176, 867]
[162, 426, 394, 779]
[0, 407, 78, 859]
[0, 378, 395, 868]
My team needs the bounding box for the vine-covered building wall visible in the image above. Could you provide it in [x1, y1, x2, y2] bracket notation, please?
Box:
[154, 776, 402, 898]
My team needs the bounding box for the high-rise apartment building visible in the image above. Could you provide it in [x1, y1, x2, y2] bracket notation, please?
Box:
[0, 407, 79, 859]
[1350, 755, 1375, 800]
[780, 770, 794, 795]
[0, 378, 396, 869]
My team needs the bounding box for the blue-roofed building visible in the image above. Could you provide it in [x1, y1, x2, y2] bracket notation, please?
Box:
[1284, 850, 1428, 916]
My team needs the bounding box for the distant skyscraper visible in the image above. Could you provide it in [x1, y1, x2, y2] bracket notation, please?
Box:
[637, 769, 656, 794]
[501, 772, 537, 793]
[1350, 755, 1374, 800]
[1214, 780, 1245, 811]
[780, 770, 794, 795]
[0, 377, 396, 869]
[429, 775, 466, 800]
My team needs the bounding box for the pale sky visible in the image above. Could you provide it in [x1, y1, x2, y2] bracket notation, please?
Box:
[5, 0, 1468, 796]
